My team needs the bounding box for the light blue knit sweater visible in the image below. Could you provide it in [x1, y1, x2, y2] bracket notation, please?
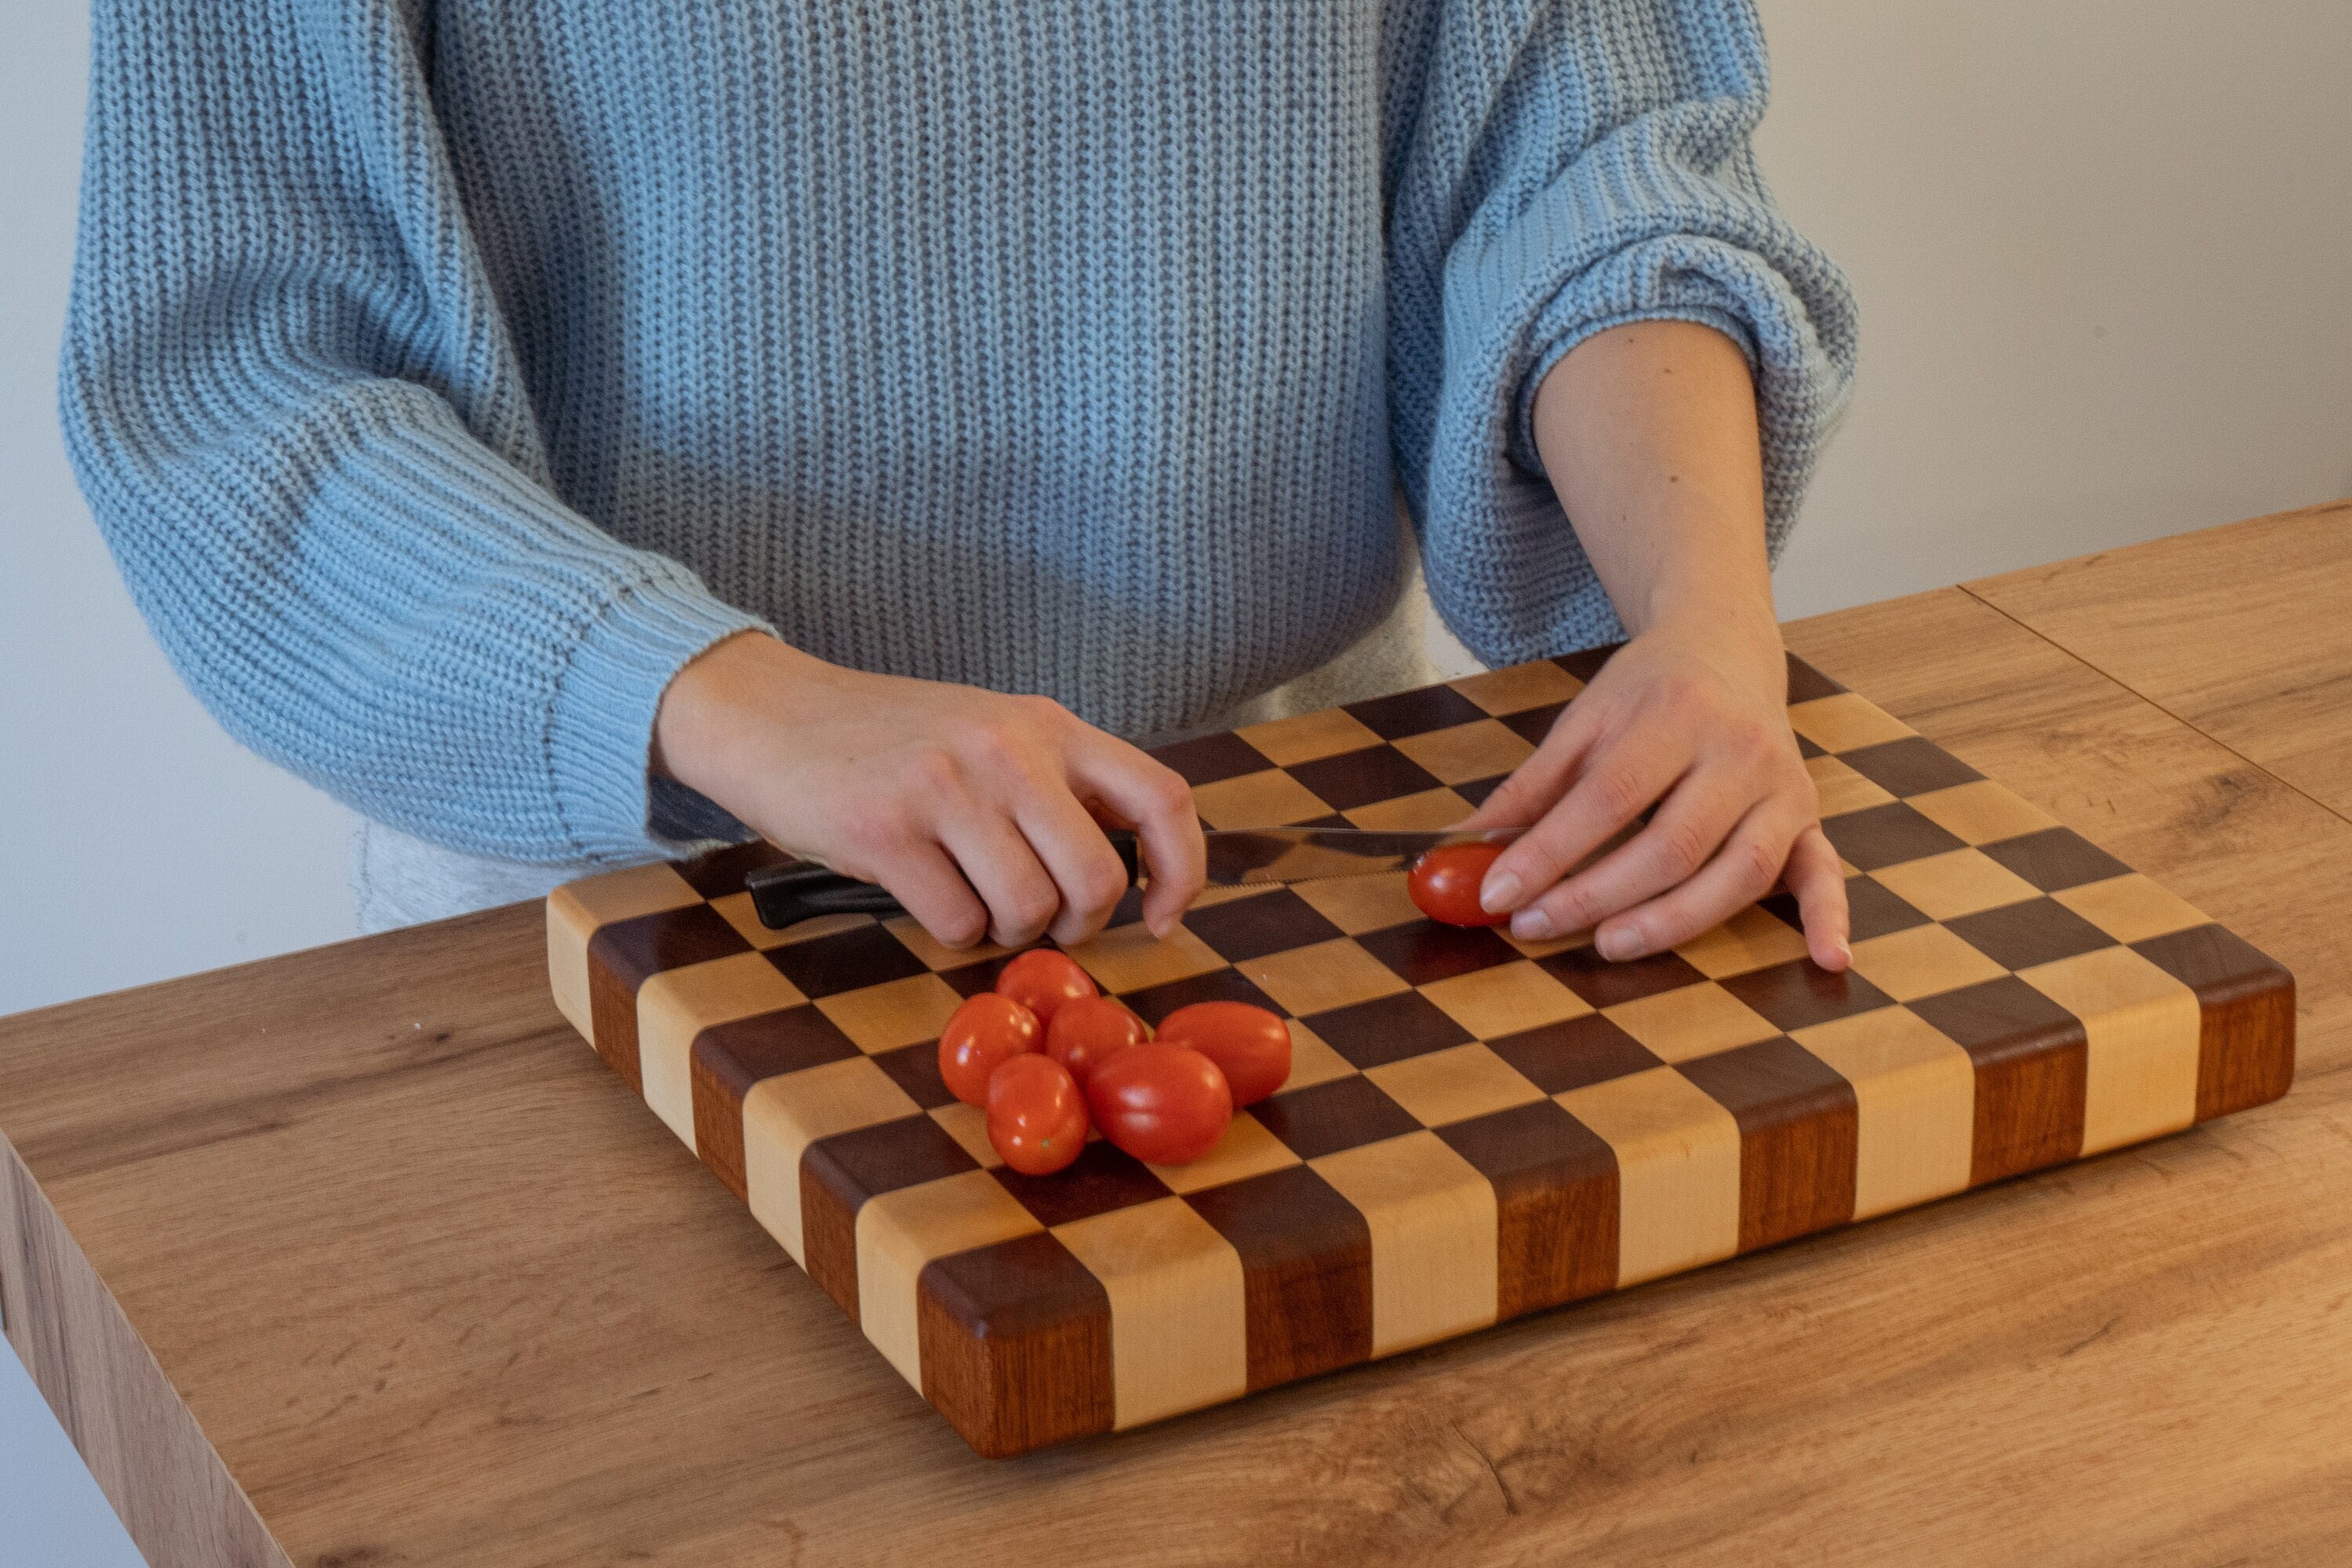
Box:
[61, 0, 1854, 866]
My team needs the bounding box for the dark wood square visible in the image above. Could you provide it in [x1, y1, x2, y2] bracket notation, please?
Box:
[1303, 990, 1474, 1069]
[1343, 684, 1487, 739]
[1149, 730, 1276, 786]
[1501, 701, 1568, 746]
[1452, 775, 1509, 808]
[1716, 959, 1896, 1033]
[693, 1005, 862, 1095]
[1796, 734, 1828, 760]
[590, 902, 751, 993]
[992, 1141, 1172, 1228]
[1283, 745, 1443, 812]
[1837, 736, 1985, 797]
[1181, 888, 1344, 964]
[1538, 945, 1708, 1008]
[1486, 1014, 1662, 1094]
[938, 953, 1019, 999]
[1675, 1037, 1859, 1250]
[1905, 979, 2089, 1184]
[1352, 920, 1519, 987]
[1555, 646, 1617, 681]
[674, 840, 792, 898]
[1820, 802, 1969, 872]
[1254, 1075, 1424, 1160]
[803, 1113, 978, 1203]
[1437, 1098, 1619, 1316]
[1116, 967, 1283, 1028]
[764, 923, 933, 999]
[1182, 1166, 1371, 1389]
[1944, 898, 2117, 972]
[871, 1040, 958, 1110]
[1785, 653, 1846, 703]
[1980, 828, 2132, 893]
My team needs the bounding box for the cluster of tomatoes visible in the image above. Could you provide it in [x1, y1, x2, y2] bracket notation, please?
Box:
[938, 949, 1290, 1174]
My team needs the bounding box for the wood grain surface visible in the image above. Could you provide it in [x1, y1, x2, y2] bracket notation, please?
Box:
[3, 513, 2350, 1565]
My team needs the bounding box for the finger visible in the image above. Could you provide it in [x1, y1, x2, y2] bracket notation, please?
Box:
[1589, 802, 1803, 962]
[868, 839, 993, 952]
[1783, 823, 1852, 971]
[1011, 782, 1136, 947]
[1457, 702, 1599, 833]
[937, 811, 1065, 949]
[1501, 765, 1756, 942]
[1478, 728, 1690, 916]
[1073, 739, 1205, 938]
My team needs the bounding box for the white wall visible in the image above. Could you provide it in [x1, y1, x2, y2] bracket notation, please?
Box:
[2, 2, 2348, 1559]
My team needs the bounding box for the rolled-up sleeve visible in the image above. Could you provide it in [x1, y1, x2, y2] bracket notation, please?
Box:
[1385, 0, 1858, 664]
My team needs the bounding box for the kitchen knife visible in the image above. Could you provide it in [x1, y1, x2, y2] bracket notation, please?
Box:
[743, 826, 1522, 931]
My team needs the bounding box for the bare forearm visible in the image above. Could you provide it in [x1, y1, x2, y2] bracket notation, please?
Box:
[1532, 320, 1779, 670]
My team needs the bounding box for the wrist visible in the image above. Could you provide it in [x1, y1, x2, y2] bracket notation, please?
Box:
[652, 631, 836, 798]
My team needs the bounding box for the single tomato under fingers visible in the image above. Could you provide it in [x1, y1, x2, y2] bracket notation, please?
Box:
[985, 1052, 1090, 1175]
[938, 993, 1040, 1106]
[995, 947, 1098, 1026]
[1152, 1000, 1289, 1106]
[1409, 841, 1510, 927]
[1044, 994, 1149, 1087]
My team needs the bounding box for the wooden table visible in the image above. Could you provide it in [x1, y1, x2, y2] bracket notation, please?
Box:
[6, 503, 2350, 1567]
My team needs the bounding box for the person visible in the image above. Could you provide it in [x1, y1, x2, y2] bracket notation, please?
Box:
[63, 0, 1857, 971]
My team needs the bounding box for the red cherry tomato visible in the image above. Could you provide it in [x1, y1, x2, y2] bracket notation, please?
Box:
[938, 993, 1041, 1106]
[1408, 842, 1510, 927]
[995, 948, 1098, 1027]
[1152, 1001, 1290, 1106]
[1085, 1043, 1232, 1166]
[1045, 995, 1150, 1087]
[985, 1053, 1090, 1176]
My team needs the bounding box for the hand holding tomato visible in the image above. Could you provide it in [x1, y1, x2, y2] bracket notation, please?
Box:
[1407, 843, 1510, 928]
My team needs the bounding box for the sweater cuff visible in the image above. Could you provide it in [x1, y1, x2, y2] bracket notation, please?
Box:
[546, 568, 770, 862]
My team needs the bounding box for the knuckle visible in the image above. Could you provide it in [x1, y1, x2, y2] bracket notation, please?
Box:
[930, 901, 988, 949]
[1144, 766, 1195, 819]
[1655, 818, 1712, 881]
[1595, 769, 1647, 824]
[1733, 835, 1782, 897]
[1073, 859, 1127, 914]
[901, 748, 965, 797]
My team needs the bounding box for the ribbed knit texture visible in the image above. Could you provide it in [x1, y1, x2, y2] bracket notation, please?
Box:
[60, 0, 1854, 865]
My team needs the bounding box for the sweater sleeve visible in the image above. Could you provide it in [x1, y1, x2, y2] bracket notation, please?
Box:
[57, 0, 767, 864]
[1384, 0, 1858, 665]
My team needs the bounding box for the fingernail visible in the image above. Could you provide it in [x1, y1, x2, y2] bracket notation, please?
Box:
[1597, 927, 1644, 962]
[1511, 906, 1555, 941]
[1482, 872, 1523, 913]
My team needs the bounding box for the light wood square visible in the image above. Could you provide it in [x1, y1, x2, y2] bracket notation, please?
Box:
[1234, 707, 1385, 768]
[1788, 692, 1917, 753]
[1847, 922, 2011, 1003]
[2054, 873, 2210, 944]
[882, 915, 1020, 971]
[815, 971, 968, 1054]
[858, 1171, 1044, 1388]
[1418, 960, 1592, 1040]
[1280, 1018, 1360, 1091]
[1192, 768, 1334, 830]
[742, 1057, 921, 1264]
[1238, 937, 1411, 1016]
[1554, 1066, 1741, 1286]
[1146, 1110, 1302, 1193]
[1602, 982, 1779, 1064]
[1343, 787, 1474, 832]
[1451, 660, 1582, 717]
[1871, 848, 2043, 921]
[929, 1101, 1001, 1169]
[1310, 1131, 1498, 1355]
[1906, 779, 2061, 846]
[1292, 871, 1422, 935]
[1366, 1042, 1546, 1127]
[1791, 1009, 1974, 1218]
[1501, 924, 1597, 960]
[1064, 920, 1229, 995]
[1675, 906, 1813, 979]
[1808, 753, 1896, 818]
[2019, 946, 2201, 1156]
[561, 860, 703, 928]
[1392, 719, 1537, 786]
[708, 891, 800, 951]
[637, 951, 808, 1149]
[1053, 1197, 1248, 1428]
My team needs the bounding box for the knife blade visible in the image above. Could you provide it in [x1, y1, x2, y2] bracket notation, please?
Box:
[743, 826, 1521, 931]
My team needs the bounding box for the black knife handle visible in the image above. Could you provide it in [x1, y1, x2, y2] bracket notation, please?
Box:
[745, 831, 1143, 931]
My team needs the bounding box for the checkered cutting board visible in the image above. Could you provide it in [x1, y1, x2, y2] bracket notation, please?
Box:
[547, 649, 2294, 1457]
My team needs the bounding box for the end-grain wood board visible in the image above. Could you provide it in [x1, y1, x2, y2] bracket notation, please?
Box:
[546, 648, 2294, 1457]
